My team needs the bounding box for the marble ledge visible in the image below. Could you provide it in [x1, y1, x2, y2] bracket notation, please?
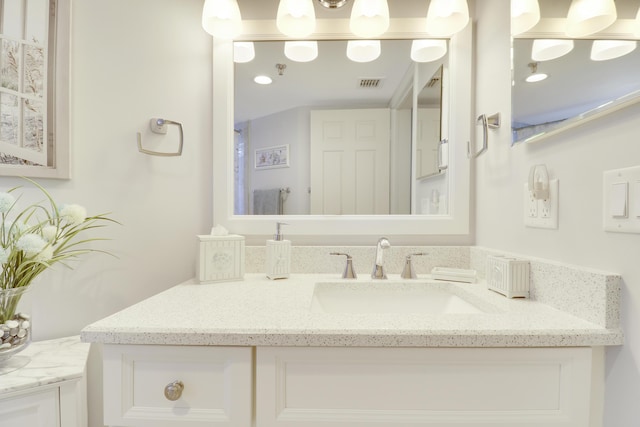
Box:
[0, 336, 90, 396]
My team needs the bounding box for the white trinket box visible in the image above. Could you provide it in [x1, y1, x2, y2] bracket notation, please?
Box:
[486, 255, 530, 298]
[197, 234, 245, 283]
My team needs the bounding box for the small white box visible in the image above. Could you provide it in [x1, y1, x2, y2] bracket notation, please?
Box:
[486, 255, 530, 298]
[197, 235, 245, 283]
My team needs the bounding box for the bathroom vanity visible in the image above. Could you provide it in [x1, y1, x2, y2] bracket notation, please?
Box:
[82, 251, 622, 427]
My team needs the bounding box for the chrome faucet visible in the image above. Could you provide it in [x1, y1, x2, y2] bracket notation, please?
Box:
[371, 237, 391, 279]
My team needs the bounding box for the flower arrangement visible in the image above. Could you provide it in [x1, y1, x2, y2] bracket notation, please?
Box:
[0, 178, 116, 328]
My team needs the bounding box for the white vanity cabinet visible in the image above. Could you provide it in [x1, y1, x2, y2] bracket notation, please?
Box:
[102, 344, 252, 427]
[256, 346, 598, 427]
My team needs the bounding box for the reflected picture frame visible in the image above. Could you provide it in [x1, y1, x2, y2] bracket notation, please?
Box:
[255, 144, 289, 170]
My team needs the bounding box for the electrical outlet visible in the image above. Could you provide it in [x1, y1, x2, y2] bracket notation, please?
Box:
[523, 180, 559, 229]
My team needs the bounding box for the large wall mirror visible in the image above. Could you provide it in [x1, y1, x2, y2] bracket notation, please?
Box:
[212, 3, 472, 238]
[512, 38, 640, 144]
[0, 0, 70, 178]
[234, 40, 448, 217]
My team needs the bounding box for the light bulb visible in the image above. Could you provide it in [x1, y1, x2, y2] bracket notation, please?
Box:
[531, 39, 574, 61]
[410, 39, 447, 62]
[346, 40, 381, 63]
[590, 40, 637, 61]
[234, 42, 255, 63]
[284, 41, 318, 62]
[350, 0, 390, 38]
[202, 0, 242, 39]
[566, 0, 617, 38]
[277, 0, 316, 38]
[426, 0, 469, 37]
[511, 0, 540, 35]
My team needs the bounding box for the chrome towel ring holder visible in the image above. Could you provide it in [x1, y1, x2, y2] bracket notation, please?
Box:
[137, 118, 184, 157]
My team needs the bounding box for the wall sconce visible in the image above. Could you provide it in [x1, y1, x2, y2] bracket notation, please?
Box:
[349, 0, 390, 38]
[425, 0, 470, 37]
[202, 0, 242, 39]
[410, 39, 447, 63]
[346, 40, 381, 62]
[511, 0, 540, 36]
[531, 39, 574, 62]
[284, 41, 318, 62]
[566, 0, 617, 38]
[590, 40, 637, 61]
[277, 0, 316, 38]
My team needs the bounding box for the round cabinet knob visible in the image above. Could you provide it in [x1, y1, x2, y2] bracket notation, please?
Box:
[164, 380, 184, 401]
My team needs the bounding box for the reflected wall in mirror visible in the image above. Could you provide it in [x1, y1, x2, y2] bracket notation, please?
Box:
[416, 65, 443, 179]
[234, 40, 447, 216]
[0, 0, 69, 178]
[512, 38, 640, 144]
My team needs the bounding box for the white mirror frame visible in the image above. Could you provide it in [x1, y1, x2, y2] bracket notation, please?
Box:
[212, 19, 472, 239]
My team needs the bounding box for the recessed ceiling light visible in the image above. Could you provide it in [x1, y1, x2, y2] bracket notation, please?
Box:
[525, 73, 548, 83]
[254, 75, 273, 85]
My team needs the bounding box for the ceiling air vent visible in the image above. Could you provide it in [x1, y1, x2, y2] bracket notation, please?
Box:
[358, 78, 385, 89]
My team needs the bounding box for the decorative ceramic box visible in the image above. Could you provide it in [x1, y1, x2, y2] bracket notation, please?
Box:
[197, 235, 245, 283]
[486, 255, 530, 298]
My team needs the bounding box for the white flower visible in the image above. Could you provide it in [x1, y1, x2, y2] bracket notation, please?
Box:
[0, 193, 15, 213]
[0, 247, 9, 264]
[16, 233, 47, 257]
[60, 204, 87, 225]
[41, 225, 58, 242]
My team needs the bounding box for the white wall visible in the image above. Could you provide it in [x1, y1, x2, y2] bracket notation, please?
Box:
[474, 1, 640, 425]
[2, 1, 212, 426]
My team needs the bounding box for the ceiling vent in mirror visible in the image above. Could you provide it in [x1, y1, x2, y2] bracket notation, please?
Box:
[358, 78, 385, 89]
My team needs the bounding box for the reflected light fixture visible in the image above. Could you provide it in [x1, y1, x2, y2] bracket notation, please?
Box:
[635, 6, 640, 38]
[531, 39, 574, 61]
[346, 40, 381, 62]
[511, 0, 540, 35]
[284, 41, 319, 62]
[566, 0, 617, 38]
[590, 40, 637, 61]
[254, 75, 273, 85]
[233, 42, 255, 63]
[525, 62, 548, 83]
[349, 0, 390, 38]
[201, 0, 242, 39]
[425, 0, 469, 37]
[411, 39, 447, 62]
[277, 0, 316, 38]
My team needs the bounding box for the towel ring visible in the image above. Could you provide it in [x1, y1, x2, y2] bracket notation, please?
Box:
[137, 118, 184, 157]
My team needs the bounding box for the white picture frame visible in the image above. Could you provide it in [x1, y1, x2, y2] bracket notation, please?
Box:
[255, 144, 289, 170]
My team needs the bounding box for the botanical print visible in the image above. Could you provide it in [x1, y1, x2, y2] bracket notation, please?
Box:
[255, 145, 290, 169]
[0, 93, 18, 146]
[24, 44, 45, 97]
[23, 98, 43, 151]
[0, 39, 19, 92]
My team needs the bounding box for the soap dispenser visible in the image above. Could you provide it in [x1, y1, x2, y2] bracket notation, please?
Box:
[266, 222, 291, 280]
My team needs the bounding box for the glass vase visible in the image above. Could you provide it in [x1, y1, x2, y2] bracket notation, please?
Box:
[0, 286, 32, 365]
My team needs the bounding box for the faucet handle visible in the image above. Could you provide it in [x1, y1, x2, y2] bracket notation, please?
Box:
[401, 252, 428, 279]
[330, 252, 357, 279]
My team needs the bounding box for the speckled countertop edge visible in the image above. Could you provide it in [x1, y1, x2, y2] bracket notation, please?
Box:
[81, 274, 623, 348]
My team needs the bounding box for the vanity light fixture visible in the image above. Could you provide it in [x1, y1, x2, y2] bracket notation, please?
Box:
[349, 0, 390, 38]
[525, 62, 548, 83]
[590, 40, 637, 61]
[233, 42, 255, 63]
[511, 0, 540, 36]
[201, 0, 242, 39]
[254, 75, 273, 85]
[277, 0, 316, 38]
[410, 39, 447, 62]
[531, 39, 574, 61]
[346, 40, 381, 62]
[566, 0, 617, 38]
[284, 41, 319, 62]
[425, 0, 470, 37]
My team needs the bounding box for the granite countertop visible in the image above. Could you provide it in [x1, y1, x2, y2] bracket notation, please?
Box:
[80, 274, 623, 348]
[1, 336, 90, 396]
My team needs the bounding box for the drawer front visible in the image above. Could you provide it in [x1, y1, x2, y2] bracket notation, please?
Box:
[103, 345, 252, 427]
[0, 388, 59, 427]
[257, 346, 594, 427]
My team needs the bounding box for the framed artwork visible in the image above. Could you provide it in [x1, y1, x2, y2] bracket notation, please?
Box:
[255, 144, 289, 170]
[0, 0, 70, 179]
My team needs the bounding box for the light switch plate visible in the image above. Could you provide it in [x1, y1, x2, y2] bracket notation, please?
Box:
[603, 166, 640, 233]
[523, 179, 559, 229]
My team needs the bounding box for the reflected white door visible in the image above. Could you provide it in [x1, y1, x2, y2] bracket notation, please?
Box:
[416, 108, 440, 178]
[310, 109, 390, 215]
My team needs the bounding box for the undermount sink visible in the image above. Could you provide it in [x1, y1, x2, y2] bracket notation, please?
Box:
[309, 281, 488, 314]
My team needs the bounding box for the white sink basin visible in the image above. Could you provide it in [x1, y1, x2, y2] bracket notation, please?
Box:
[310, 281, 488, 314]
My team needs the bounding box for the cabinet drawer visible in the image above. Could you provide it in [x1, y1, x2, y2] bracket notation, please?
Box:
[103, 344, 252, 427]
[257, 346, 594, 427]
[0, 388, 59, 427]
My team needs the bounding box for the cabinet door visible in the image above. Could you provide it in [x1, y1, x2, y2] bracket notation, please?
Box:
[103, 345, 252, 427]
[257, 346, 594, 427]
[0, 388, 59, 427]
